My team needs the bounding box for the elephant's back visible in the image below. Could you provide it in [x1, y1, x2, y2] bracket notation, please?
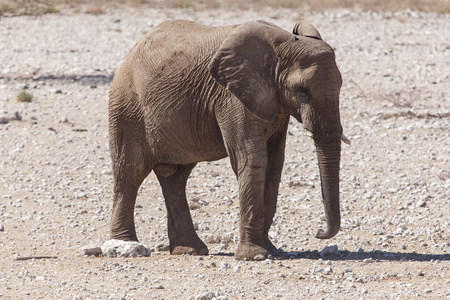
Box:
[110, 20, 234, 107]
[130, 20, 232, 79]
[109, 20, 232, 115]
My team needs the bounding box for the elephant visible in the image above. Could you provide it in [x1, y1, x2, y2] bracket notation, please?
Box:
[108, 19, 349, 261]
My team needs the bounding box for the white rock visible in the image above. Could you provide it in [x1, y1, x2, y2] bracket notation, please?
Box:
[269, 230, 280, 239]
[101, 169, 113, 175]
[416, 200, 426, 208]
[101, 239, 151, 258]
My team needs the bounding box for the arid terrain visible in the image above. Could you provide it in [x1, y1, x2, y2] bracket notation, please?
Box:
[0, 4, 449, 299]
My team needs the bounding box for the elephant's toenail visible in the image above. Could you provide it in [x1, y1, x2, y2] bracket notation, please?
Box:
[254, 254, 266, 261]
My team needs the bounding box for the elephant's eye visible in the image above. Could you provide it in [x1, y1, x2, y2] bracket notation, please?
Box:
[297, 86, 310, 101]
[298, 87, 308, 96]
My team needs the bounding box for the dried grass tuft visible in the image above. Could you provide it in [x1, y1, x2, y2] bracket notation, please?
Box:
[17, 90, 34, 103]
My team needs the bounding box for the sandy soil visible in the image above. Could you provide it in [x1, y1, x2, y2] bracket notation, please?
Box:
[0, 6, 449, 300]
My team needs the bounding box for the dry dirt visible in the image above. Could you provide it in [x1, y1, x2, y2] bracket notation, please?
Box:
[0, 5, 449, 300]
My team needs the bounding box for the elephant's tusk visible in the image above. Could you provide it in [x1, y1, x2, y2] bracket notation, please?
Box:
[305, 130, 351, 145]
[305, 130, 314, 139]
[341, 133, 351, 145]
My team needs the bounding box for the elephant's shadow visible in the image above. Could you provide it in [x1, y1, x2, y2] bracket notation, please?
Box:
[214, 249, 450, 262]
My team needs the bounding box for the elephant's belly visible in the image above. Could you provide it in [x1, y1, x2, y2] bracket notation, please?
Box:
[150, 132, 228, 166]
[181, 146, 228, 164]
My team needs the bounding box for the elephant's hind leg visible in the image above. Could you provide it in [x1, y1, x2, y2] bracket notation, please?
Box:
[155, 164, 208, 256]
[109, 128, 151, 242]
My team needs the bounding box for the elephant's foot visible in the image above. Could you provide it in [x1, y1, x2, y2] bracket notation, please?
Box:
[235, 243, 273, 261]
[170, 234, 209, 256]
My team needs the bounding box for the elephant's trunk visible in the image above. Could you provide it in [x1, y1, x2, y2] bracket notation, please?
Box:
[314, 141, 341, 239]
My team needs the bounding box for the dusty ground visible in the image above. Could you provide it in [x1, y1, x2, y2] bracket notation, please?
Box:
[0, 6, 449, 300]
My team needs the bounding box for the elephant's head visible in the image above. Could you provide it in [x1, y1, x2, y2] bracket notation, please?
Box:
[209, 20, 349, 239]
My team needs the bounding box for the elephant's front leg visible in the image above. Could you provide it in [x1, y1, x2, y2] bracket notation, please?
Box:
[263, 127, 288, 256]
[231, 148, 272, 261]
[155, 164, 209, 256]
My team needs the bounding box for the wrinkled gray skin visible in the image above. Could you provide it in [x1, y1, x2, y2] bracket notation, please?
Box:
[108, 20, 345, 261]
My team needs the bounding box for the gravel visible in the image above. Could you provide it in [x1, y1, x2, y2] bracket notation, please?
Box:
[0, 6, 449, 299]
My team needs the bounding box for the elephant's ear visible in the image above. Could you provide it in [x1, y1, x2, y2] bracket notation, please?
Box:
[293, 22, 322, 40]
[208, 21, 280, 122]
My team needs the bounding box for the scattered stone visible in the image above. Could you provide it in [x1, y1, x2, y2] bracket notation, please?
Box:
[150, 285, 164, 289]
[220, 239, 229, 250]
[261, 258, 273, 264]
[156, 243, 170, 252]
[194, 292, 215, 300]
[10, 111, 21, 121]
[323, 267, 333, 275]
[0, 116, 8, 124]
[0, 111, 21, 124]
[101, 169, 113, 175]
[320, 245, 340, 257]
[313, 266, 324, 274]
[83, 246, 102, 256]
[394, 225, 408, 235]
[269, 230, 280, 239]
[416, 200, 426, 208]
[223, 232, 234, 242]
[0, 224, 4, 231]
[363, 258, 374, 264]
[101, 239, 151, 258]
[219, 262, 231, 270]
